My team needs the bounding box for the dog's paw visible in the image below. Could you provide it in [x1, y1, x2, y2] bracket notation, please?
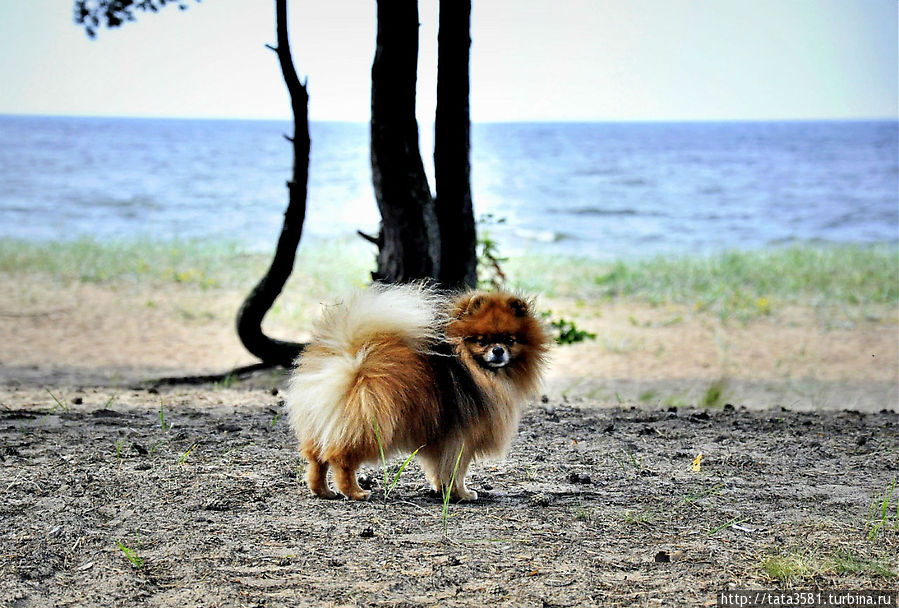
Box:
[452, 489, 478, 502]
[343, 490, 371, 501]
[312, 489, 339, 500]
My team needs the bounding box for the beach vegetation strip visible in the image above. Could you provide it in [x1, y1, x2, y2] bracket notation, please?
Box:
[507, 243, 897, 317]
[1, 238, 894, 314]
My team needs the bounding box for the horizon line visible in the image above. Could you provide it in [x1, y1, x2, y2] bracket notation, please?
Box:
[1, 111, 897, 124]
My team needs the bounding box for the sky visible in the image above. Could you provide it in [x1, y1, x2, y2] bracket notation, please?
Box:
[0, 0, 896, 122]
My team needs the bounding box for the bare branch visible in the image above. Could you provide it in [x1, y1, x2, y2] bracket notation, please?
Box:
[357, 230, 380, 246]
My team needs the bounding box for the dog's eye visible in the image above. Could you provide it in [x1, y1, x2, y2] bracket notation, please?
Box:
[476, 336, 490, 346]
[503, 336, 517, 345]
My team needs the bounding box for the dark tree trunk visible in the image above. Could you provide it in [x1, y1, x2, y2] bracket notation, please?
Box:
[370, 0, 440, 284]
[434, 0, 477, 289]
[235, 0, 308, 367]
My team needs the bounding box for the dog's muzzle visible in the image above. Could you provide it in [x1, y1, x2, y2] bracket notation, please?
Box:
[484, 345, 510, 368]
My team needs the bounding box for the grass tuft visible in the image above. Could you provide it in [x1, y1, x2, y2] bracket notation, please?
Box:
[442, 445, 465, 538]
[866, 477, 898, 542]
[372, 419, 422, 501]
[760, 547, 898, 583]
[759, 550, 815, 583]
[830, 550, 898, 579]
[116, 539, 144, 569]
[159, 404, 169, 433]
[700, 378, 728, 408]
[177, 443, 198, 465]
[45, 388, 70, 414]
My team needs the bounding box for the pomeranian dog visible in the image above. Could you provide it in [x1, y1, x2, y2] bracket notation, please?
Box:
[284, 283, 549, 501]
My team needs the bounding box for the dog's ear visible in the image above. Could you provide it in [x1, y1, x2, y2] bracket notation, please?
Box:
[467, 295, 487, 314]
[508, 297, 529, 317]
[452, 293, 487, 318]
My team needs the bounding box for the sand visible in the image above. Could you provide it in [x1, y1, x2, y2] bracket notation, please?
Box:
[1, 274, 895, 410]
[1, 275, 896, 606]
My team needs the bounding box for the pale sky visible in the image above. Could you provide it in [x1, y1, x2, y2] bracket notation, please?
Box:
[0, 0, 896, 122]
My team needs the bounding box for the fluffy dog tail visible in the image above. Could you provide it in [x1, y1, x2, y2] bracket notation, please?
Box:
[284, 282, 444, 456]
[309, 282, 444, 355]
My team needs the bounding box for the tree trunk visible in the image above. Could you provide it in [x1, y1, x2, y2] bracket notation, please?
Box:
[235, 0, 308, 367]
[370, 0, 440, 284]
[434, 0, 477, 289]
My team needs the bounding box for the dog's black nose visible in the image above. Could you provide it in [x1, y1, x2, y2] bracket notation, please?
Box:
[492, 346, 505, 357]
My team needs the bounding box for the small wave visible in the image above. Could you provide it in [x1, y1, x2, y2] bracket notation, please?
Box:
[572, 167, 616, 177]
[86, 195, 161, 210]
[697, 186, 725, 195]
[820, 214, 857, 230]
[568, 206, 638, 217]
[548, 206, 662, 217]
[615, 177, 652, 187]
[514, 228, 564, 243]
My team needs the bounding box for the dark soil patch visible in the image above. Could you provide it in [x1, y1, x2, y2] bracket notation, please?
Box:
[0, 387, 896, 606]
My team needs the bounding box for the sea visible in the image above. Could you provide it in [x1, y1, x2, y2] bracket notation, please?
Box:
[0, 115, 896, 259]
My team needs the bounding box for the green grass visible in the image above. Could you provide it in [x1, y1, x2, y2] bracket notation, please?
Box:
[0, 235, 373, 291]
[706, 516, 745, 536]
[759, 550, 817, 583]
[116, 539, 144, 569]
[0, 237, 243, 286]
[572, 503, 594, 521]
[621, 508, 655, 526]
[177, 443, 198, 465]
[760, 548, 897, 583]
[682, 483, 725, 505]
[637, 389, 658, 403]
[866, 477, 898, 542]
[45, 388, 70, 413]
[700, 378, 728, 408]
[215, 372, 237, 389]
[829, 549, 898, 579]
[159, 404, 169, 433]
[442, 445, 466, 538]
[506, 243, 898, 320]
[114, 439, 127, 467]
[610, 447, 645, 473]
[372, 418, 422, 501]
[2, 238, 895, 321]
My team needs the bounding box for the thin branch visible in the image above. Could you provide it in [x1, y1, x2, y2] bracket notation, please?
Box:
[142, 361, 291, 387]
[357, 230, 380, 245]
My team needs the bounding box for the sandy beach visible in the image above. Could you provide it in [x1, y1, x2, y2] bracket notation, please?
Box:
[1, 273, 895, 409]
[1, 269, 896, 605]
